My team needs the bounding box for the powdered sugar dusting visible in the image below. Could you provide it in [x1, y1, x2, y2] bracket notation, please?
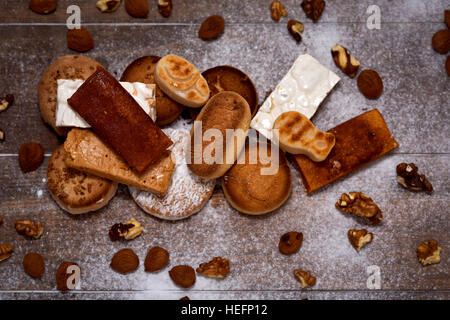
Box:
[129, 128, 215, 220]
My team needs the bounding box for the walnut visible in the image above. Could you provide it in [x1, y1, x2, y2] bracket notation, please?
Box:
[287, 19, 304, 42]
[109, 218, 143, 241]
[335, 192, 382, 225]
[96, 0, 121, 13]
[15, 219, 44, 239]
[396, 163, 433, 193]
[0, 243, 13, 262]
[0, 94, 14, 112]
[294, 269, 316, 288]
[158, 0, 172, 18]
[417, 240, 441, 266]
[331, 44, 360, 78]
[301, 0, 325, 22]
[196, 257, 230, 278]
[348, 229, 373, 251]
[270, 1, 287, 22]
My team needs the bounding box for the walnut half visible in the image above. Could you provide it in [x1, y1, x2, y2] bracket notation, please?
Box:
[294, 269, 316, 288]
[348, 229, 373, 251]
[109, 218, 143, 241]
[396, 163, 433, 193]
[15, 220, 43, 239]
[336, 192, 382, 225]
[270, 1, 287, 22]
[0, 243, 13, 262]
[417, 240, 441, 266]
[196, 257, 230, 278]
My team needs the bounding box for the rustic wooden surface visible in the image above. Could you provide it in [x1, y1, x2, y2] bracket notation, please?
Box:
[0, 0, 448, 300]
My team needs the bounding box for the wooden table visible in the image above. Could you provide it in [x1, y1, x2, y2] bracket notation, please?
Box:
[0, 0, 448, 300]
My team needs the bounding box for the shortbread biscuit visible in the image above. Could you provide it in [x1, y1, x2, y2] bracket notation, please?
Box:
[222, 141, 292, 215]
[64, 129, 174, 197]
[274, 111, 335, 161]
[47, 145, 118, 215]
[120, 56, 185, 126]
[38, 55, 103, 136]
[155, 54, 210, 108]
[130, 129, 215, 220]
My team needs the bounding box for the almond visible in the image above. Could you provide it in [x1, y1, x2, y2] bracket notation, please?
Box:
[18, 142, 44, 173]
[67, 27, 94, 53]
[357, 69, 383, 100]
[29, 0, 57, 15]
[144, 246, 169, 272]
[169, 265, 196, 288]
[110, 248, 139, 274]
[125, 0, 149, 18]
[23, 252, 45, 279]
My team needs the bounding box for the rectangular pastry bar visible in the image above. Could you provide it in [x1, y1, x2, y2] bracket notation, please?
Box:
[64, 129, 175, 197]
[292, 109, 399, 194]
[68, 68, 172, 173]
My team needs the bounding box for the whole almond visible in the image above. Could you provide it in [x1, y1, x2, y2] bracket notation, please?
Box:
[29, 0, 57, 15]
[357, 69, 383, 100]
[125, 0, 149, 18]
[23, 252, 45, 279]
[144, 246, 169, 272]
[19, 142, 44, 173]
[169, 265, 196, 288]
[110, 248, 139, 274]
[431, 29, 450, 54]
[67, 27, 94, 52]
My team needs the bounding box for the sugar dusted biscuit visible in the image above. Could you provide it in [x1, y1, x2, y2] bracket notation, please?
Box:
[155, 54, 210, 108]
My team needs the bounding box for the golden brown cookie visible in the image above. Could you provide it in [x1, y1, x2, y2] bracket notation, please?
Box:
[120, 56, 185, 126]
[38, 55, 103, 136]
[47, 145, 118, 215]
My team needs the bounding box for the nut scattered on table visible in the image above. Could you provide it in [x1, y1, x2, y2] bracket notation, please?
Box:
[331, 44, 360, 78]
[336, 192, 383, 225]
[96, 0, 121, 13]
[15, 219, 44, 239]
[23, 252, 45, 279]
[169, 265, 196, 288]
[0, 216, 2, 225]
[158, 0, 172, 18]
[198, 15, 225, 40]
[417, 240, 441, 266]
[109, 218, 143, 241]
[270, 1, 287, 22]
[56, 261, 80, 291]
[18, 142, 44, 173]
[431, 29, 450, 54]
[357, 69, 383, 99]
[301, 0, 325, 22]
[278, 231, 303, 255]
[67, 27, 94, 53]
[196, 257, 230, 278]
[287, 19, 304, 42]
[348, 229, 373, 251]
[0, 243, 13, 262]
[29, 0, 57, 15]
[294, 269, 316, 288]
[125, 0, 149, 18]
[396, 162, 433, 193]
[144, 246, 170, 272]
[0, 129, 4, 142]
[180, 296, 190, 300]
[110, 248, 139, 274]
[0, 94, 14, 112]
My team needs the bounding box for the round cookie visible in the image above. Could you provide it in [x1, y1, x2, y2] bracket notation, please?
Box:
[120, 56, 185, 126]
[38, 55, 103, 136]
[202, 65, 258, 116]
[129, 129, 215, 220]
[47, 145, 118, 215]
[222, 142, 292, 215]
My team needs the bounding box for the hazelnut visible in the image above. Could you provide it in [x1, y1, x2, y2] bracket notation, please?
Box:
[357, 69, 383, 100]
[301, 0, 325, 22]
[270, 1, 287, 22]
[96, 0, 121, 13]
[417, 240, 441, 266]
[0, 94, 14, 112]
[331, 44, 360, 78]
[15, 219, 44, 239]
[294, 269, 316, 288]
[169, 265, 196, 288]
[278, 231, 303, 255]
[0, 243, 13, 262]
[196, 257, 230, 278]
[144, 246, 169, 272]
[287, 20, 304, 42]
[158, 0, 172, 18]
[336, 192, 383, 225]
[431, 29, 450, 54]
[348, 229, 373, 251]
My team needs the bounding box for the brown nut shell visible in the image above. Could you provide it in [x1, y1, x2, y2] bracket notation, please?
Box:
[23, 252, 45, 279]
[169, 265, 196, 288]
[431, 29, 450, 54]
[199, 15, 225, 40]
[279, 231, 303, 255]
[19, 142, 44, 173]
[110, 248, 139, 274]
[125, 0, 149, 18]
[144, 246, 169, 272]
[67, 27, 94, 53]
[357, 69, 383, 100]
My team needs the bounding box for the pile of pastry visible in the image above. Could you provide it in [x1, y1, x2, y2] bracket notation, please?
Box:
[39, 52, 398, 219]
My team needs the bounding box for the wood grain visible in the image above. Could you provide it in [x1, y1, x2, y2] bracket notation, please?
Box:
[0, 0, 448, 300]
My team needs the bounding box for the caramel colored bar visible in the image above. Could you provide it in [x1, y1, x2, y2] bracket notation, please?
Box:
[292, 109, 399, 194]
[68, 68, 172, 173]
